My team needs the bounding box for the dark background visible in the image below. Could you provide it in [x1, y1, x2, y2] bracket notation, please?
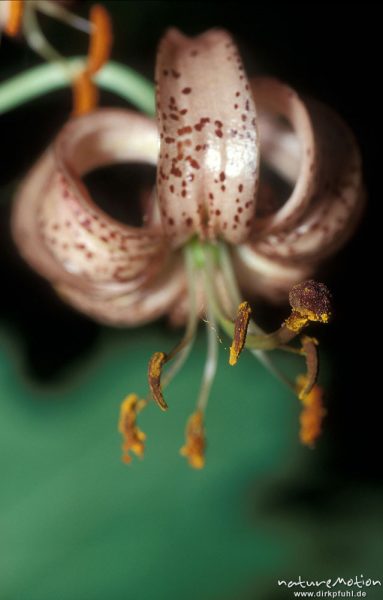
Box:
[0, 3, 381, 597]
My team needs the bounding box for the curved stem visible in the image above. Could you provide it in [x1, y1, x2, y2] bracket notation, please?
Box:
[0, 59, 155, 116]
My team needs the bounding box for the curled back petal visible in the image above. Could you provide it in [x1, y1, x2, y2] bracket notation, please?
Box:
[235, 77, 364, 301]
[252, 77, 364, 258]
[12, 110, 185, 325]
[251, 77, 317, 234]
[155, 28, 259, 247]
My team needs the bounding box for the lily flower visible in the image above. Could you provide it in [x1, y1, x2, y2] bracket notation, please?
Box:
[0, 0, 112, 114]
[11, 28, 364, 468]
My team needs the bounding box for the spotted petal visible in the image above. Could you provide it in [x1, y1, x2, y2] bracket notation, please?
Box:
[12, 109, 184, 325]
[234, 77, 364, 300]
[155, 28, 259, 247]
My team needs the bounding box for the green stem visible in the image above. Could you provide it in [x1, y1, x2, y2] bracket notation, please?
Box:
[0, 59, 155, 116]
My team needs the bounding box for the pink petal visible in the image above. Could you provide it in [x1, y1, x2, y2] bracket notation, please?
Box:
[56, 256, 186, 326]
[251, 77, 317, 234]
[11, 109, 181, 325]
[155, 28, 259, 247]
[236, 79, 364, 300]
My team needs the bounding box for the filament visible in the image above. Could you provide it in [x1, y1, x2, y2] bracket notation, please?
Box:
[160, 246, 199, 389]
[196, 265, 219, 413]
[35, 1, 92, 33]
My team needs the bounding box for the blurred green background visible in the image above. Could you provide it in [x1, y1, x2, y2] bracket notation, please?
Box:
[0, 3, 381, 599]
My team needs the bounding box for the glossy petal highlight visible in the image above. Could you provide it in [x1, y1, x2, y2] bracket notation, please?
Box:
[156, 28, 259, 247]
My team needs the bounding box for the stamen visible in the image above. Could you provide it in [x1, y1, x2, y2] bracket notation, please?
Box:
[285, 280, 332, 332]
[180, 410, 206, 469]
[148, 351, 168, 411]
[71, 4, 112, 115]
[229, 301, 251, 366]
[4, 0, 23, 37]
[160, 244, 198, 389]
[299, 335, 319, 400]
[196, 281, 219, 412]
[118, 394, 146, 464]
[72, 71, 98, 116]
[147, 244, 198, 411]
[87, 4, 113, 75]
[217, 241, 302, 387]
[296, 378, 326, 447]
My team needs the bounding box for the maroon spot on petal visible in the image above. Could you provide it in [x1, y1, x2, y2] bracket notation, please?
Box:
[171, 166, 182, 177]
[219, 171, 226, 182]
[238, 184, 243, 192]
[168, 218, 175, 226]
[171, 69, 180, 78]
[186, 217, 193, 226]
[182, 87, 192, 94]
[186, 157, 200, 169]
[215, 209, 221, 216]
[178, 126, 192, 136]
[215, 130, 223, 138]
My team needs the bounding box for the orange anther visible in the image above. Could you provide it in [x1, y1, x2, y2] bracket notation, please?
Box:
[4, 0, 23, 37]
[87, 4, 113, 75]
[72, 71, 99, 116]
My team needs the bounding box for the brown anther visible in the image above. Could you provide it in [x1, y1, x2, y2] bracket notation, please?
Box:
[118, 394, 146, 464]
[285, 280, 332, 332]
[87, 4, 113, 75]
[299, 335, 319, 400]
[4, 0, 23, 37]
[180, 410, 206, 469]
[296, 377, 326, 447]
[148, 351, 168, 410]
[229, 301, 251, 365]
